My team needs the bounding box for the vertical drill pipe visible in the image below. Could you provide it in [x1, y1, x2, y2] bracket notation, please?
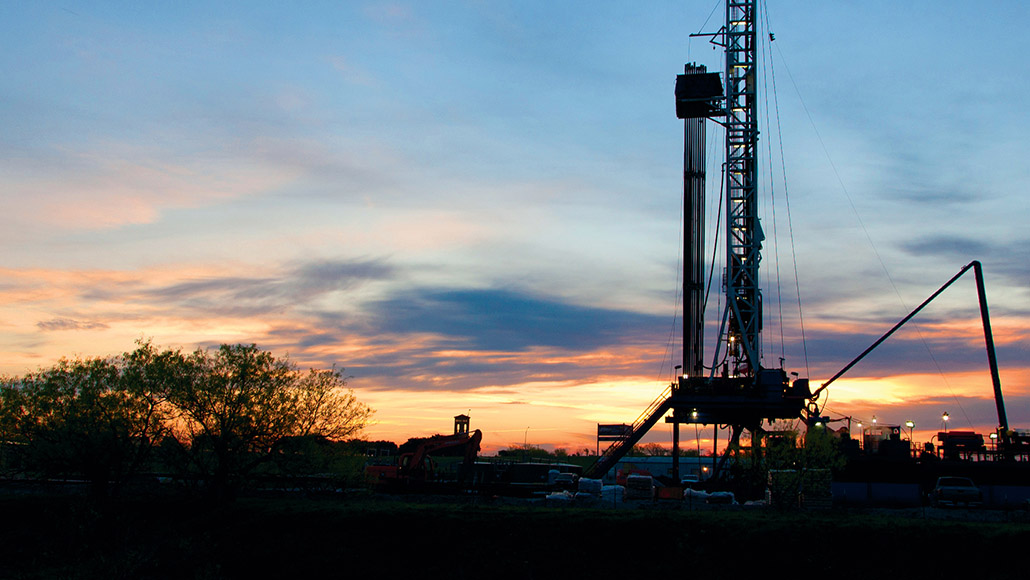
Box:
[683, 63, 707, 377]
[672, 422, 680, 481]
[712, 426, 718, 478]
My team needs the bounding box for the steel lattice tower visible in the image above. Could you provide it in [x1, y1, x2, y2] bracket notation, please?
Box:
[582, 0, 811, 482]
[724, 0, 762, 374]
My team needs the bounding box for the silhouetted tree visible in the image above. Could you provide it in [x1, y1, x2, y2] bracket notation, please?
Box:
[0, 341, 374, 501]
[628, 442, 670, 456]
[0, 346, 171, 497]
[262, 435, 369, 490]
[764, 425, 846, 472]
[800, 426, 847, 472]
[498, 444, 552, 460]
[348, 439, 398, 457]
[165, 344, 373, 500]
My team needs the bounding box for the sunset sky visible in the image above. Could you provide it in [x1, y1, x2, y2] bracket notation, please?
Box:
[2, 1, 1027, 453]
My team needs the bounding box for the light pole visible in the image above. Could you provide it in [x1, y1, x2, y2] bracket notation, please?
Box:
[942, 412, 949, 433]
[990, 432, 998, 457]
[522, 427, 530, 461]
[905, 420, 915, 442]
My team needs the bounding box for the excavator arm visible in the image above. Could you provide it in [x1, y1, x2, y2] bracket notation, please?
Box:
[400, 429, 483, 480]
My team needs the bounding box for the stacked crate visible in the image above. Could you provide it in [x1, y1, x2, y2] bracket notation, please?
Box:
[767, 469, 800, 509]
[800, 468, 832, 510]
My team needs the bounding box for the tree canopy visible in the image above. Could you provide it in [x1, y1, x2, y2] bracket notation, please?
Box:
[0, 354, 168, 497]
[0, 341, 373, 499]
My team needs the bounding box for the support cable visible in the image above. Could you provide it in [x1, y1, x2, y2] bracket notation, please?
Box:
[688, 1, 724, 72]
[703, 164, 725, 313]
[810, 262, 997, 426]
[757, 4, 786, 364]
[695, 423, 702, 460]
[762, 2, 810, 377]
[773, 41, 969, 422]
[658, 151, 688, 390]
[703, 164, 728, 372]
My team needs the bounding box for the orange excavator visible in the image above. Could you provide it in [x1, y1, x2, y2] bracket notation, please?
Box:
[366, 414, 483, 490]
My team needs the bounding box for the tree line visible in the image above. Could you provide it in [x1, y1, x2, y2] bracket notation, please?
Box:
[0, 341, 373, 500]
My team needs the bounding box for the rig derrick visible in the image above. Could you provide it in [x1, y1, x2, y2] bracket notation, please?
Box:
[585, 0, 809, 485]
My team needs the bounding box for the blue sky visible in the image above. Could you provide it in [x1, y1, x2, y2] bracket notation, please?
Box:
[1, 1, 1027, 449]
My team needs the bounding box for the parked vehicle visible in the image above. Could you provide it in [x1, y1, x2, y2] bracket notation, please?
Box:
[930, 476, 982, 507]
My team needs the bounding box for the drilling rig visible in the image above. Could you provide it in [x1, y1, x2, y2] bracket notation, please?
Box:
[585, 0, 810, 480]
[581, 0, 1022, 489]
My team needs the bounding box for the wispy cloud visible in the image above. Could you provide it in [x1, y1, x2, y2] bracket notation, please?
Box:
[367, 288, 664, 352]
[897, 235, 1030, 296]
[148, 258, 395, 317]
[900, 235, 990, 259]
[36, 318, 109, 331]
[0, 143, 301, 236]
[364, 3, 416, 25]
[328, 55, 377, 87]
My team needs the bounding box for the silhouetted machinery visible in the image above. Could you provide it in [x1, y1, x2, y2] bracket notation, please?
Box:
[585, 0, 809, 481]
[367, 414, 482, 489]
[585, 0, 1015, 482]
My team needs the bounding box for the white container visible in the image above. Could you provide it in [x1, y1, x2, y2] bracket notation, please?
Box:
[578, 477, 603, 496]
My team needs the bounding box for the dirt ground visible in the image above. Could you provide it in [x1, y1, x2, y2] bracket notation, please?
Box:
[0, 494, 1025, 579]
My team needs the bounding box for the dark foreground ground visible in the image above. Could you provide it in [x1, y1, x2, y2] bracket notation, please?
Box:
[2, 493, 1027, 579]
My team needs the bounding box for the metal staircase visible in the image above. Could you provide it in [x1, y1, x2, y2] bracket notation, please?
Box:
[583, 386, 674, 479]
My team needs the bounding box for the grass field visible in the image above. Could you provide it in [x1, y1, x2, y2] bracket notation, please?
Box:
[1, 494, 1026, 579]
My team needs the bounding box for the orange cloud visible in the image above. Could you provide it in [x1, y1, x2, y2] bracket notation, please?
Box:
[4, 146, 301, 233]
[1, 258, 1024, 455]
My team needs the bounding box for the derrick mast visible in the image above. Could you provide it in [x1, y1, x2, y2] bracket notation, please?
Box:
[724, 0, 762, 375]
[667, 0, 807, 447]
[582, 0, 809, 483]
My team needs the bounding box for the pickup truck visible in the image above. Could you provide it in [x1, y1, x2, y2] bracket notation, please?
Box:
[930, 476, 982, 507]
